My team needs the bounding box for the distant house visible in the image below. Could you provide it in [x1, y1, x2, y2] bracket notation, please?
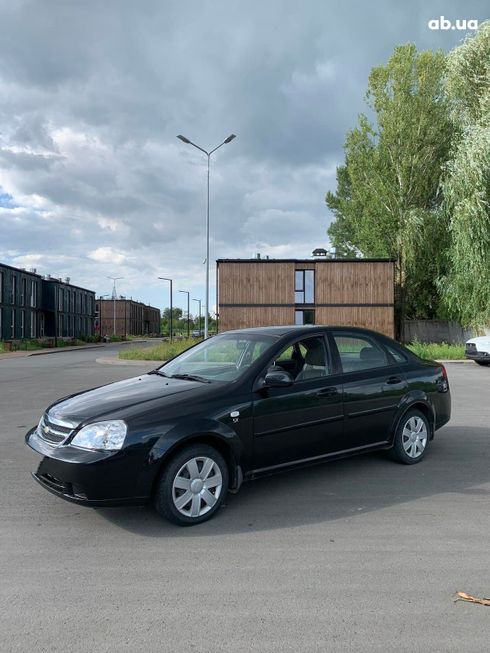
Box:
[96, 298, 160, 337]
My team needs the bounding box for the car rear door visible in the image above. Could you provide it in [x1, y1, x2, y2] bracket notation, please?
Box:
[329, 331, 408, 450]
[252, 334, 344, 470]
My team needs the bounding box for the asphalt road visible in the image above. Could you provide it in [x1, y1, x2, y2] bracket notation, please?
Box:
[1, 347, 489, 652]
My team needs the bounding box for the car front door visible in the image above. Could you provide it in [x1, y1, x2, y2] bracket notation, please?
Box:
[329, 331, 408, 450]
[252, 334, 344, 471]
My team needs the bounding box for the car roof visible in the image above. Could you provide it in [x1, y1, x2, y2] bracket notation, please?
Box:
[219, 325, 391, 339]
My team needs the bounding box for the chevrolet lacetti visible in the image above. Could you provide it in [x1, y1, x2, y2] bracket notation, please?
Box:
[26, 326, 451, 526]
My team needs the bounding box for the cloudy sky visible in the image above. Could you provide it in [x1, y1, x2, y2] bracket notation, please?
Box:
[0, 0, 487, 314]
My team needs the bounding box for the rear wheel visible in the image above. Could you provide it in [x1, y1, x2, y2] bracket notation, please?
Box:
[154, 444, 229, 526]
[390, 409, 430, 465]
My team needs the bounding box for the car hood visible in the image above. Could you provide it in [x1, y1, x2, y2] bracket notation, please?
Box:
[47, 373, 204, 426]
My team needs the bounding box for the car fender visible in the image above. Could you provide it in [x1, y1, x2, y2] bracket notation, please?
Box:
[149, 416, 244, 468]
[389, 391, 436, 443]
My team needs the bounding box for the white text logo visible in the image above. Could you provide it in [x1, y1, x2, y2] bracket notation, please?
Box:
[428, 16, 479, 31]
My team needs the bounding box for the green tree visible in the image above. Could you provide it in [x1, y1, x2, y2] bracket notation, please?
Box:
[440, 22, 490, 328]
[326, 44, 453, 324]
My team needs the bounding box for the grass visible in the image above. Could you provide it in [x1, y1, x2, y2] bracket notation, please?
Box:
[406, 341, 465, 360]
[119, 338, 200, 361]
[0, 337, 101, 353]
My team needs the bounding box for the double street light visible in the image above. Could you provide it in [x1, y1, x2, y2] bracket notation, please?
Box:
[177, 133, 236, 338]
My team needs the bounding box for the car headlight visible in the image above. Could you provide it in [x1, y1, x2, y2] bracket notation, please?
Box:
[70, 420, 127, 451]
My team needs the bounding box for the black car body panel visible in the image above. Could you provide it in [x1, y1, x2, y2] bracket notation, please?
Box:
[26, 325, 451, 507]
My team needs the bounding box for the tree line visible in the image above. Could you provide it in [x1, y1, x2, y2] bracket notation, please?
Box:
[326, 23, 490, 330]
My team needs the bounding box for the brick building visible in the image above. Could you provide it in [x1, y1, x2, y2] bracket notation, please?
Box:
[96, 298, 160, 337]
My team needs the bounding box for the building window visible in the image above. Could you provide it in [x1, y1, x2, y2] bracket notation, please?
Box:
[295, 269, 314, 304]
[21, 310, 25, 338]
[20, 278, 27, 305]
[30, 281, 37, 307]
[11, 308, 16, 337]
[0, 307, 2, 335]
[295, 310, 315, 325]
[31, 311, 36, 338]
[11, 276, 17, 305]
[58, 288, 63, 312]
[0, 271, 3, 303]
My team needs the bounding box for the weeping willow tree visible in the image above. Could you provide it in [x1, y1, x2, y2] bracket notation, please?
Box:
[440, 22, 490, 328]
[326, 44, 453, 328]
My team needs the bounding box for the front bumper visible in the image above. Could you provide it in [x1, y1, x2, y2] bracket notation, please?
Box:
[25, 427, 151, 506]
[465, 350, 490, 362]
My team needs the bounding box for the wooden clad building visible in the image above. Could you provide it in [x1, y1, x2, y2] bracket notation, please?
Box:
[216, 258, 395, 337]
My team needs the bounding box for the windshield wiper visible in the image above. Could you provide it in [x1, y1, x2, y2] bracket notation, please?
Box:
[148, 369, 170, 378]
[169, 373, 211, 384]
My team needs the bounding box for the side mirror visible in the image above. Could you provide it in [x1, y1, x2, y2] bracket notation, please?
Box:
[263, 369, 294, 388]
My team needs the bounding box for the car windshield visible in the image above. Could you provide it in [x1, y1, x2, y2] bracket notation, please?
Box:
[159, 333, 276, 382]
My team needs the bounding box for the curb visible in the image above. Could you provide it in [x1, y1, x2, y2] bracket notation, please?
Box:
[435, 359, 474, 364]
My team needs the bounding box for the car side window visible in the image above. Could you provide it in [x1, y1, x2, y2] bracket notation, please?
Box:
[270, 336, 331, 381]
[333, 333, 390, 372]
[385, 344, 408, 364]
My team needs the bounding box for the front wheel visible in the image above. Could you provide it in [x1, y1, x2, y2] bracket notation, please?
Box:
[154, 444, 229, 526]
[390, 409, 430, 465]
[476, 360, 490, 366]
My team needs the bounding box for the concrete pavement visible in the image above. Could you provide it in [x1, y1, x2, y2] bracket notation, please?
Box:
[1, 347, 489, 652]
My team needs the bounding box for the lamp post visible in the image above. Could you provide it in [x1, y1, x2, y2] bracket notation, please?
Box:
[177, 133, 236, 339]
[107, 276, 123, 337]
[179, 290, 190, 338]
[192, 298, 202, 335]
[158, 277, 173, 340]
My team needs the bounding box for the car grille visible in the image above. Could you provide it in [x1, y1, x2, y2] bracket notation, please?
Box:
[37, 416, 73, 446]
[466, 343, 477, 353]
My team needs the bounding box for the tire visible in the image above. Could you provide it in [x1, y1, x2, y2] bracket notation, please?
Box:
[154, 444, 229, 526]
[476, 361, 490, 366]
[389, 409, 430, 465]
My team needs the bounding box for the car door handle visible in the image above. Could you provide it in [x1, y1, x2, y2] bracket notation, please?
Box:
[316, 387, 339, 397]
[385, 376, 403, 385]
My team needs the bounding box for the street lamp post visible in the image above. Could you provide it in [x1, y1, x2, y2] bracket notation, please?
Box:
[192, 298, 202, 335]
[179, 290, 190, 338]
[177, 133, 236, 339]
[107, 276, 123, 337]
[158, 277, 173, 340]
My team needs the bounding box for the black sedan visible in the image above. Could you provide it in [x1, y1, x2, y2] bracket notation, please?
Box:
[26, 326, 451, 526]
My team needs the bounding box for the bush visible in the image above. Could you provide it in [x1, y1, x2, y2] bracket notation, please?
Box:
[406, 341, 465, 360]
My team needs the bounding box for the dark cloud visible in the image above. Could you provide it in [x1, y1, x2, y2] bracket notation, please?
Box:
[0, 0, 488, 308]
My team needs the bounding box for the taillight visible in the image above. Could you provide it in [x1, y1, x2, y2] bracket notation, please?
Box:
[439, 365, 449, 392]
